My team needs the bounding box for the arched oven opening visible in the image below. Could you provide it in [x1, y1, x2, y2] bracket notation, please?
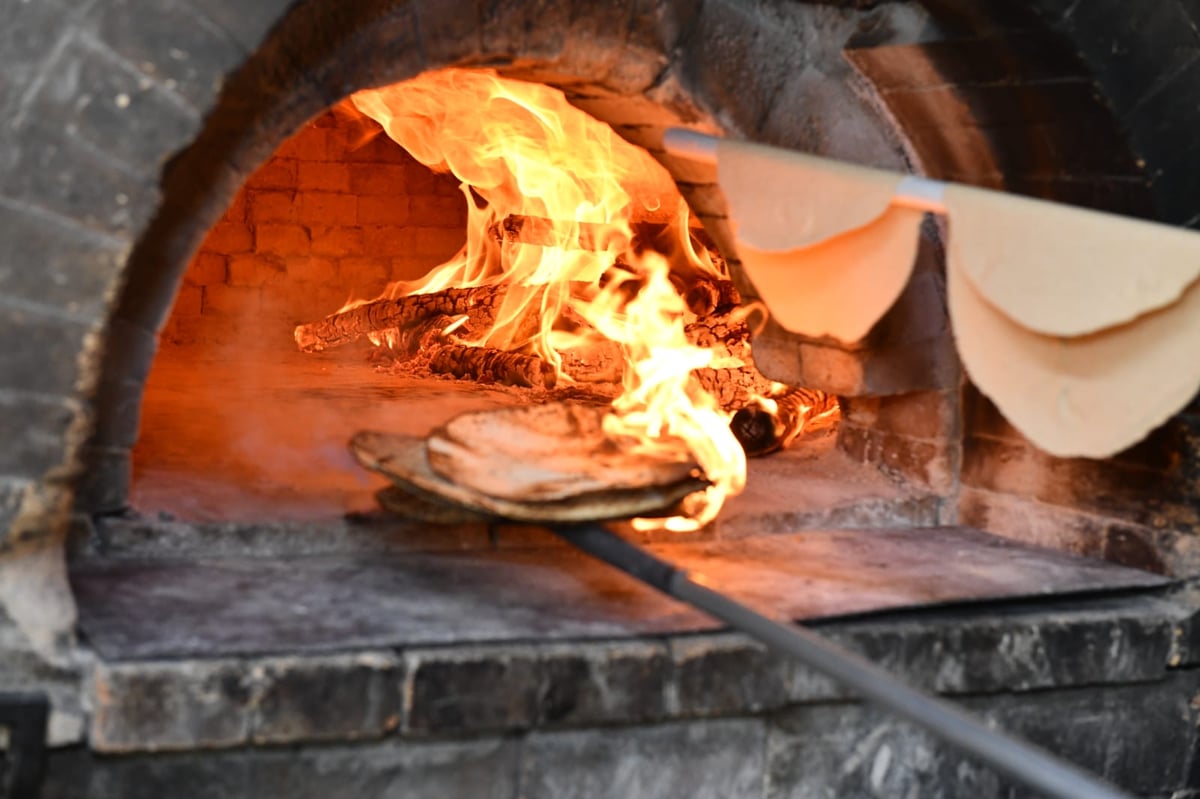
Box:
[3, 0, 1197, 794]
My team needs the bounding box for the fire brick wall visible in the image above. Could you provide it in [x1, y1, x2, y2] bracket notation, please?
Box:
[162, 111, 466, 348]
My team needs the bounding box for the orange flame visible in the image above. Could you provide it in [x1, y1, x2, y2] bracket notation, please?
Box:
[345, 68, 743, 524]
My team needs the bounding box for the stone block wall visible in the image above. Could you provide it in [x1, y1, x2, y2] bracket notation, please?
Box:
[959, 388, 1200, 576]
[162, 111, 465, 349]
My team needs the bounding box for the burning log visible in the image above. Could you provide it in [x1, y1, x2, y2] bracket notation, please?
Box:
[430, 343, 558, 389]
[379, 314, 460, 360]
[685, 312, 752, 361]
[731, 387, 840, 457]
[490, 214, 711, 252]
[682, 277, 741, 317]
[294, 286, 506, 352]
[692, 366, 775, 410]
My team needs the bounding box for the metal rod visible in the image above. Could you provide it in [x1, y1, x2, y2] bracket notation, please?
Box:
[552, 523, 1133, 799]
[661, 128, 950, 214]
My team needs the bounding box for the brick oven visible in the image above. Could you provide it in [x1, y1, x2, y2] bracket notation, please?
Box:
[2, 0, 1200, 797]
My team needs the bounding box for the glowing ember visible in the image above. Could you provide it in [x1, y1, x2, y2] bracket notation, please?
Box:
[297, 68, 830, 527]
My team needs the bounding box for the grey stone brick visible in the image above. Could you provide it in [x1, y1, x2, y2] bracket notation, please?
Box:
[677, 0, 798, 136]
[249, 738, 519, 799]
[83, 0, 244, 110]
[27, 33, 201, 177]
[767, 676, 1200, 798]
[91, 660, 254, 752]
[0, 306, 93, 397]
[44, 747, 252, 799]
[405, 640, 672, 735]
[46, 737, 520, 799]
[0, 391, 79, 477]
[0, 0, 73, 121]
[670, 633, 792, 717]
[414, 0, 483, 67]
[521, 718, 766, 799]
[185, 0, 291, 53]
[0, 121, 156, 237]
[536, 640, 670, 727]
[404, 645, 541, 735]
[481, 0, 569, 63]
[0, 201, 130, 316]
[250, 651, 404, 744]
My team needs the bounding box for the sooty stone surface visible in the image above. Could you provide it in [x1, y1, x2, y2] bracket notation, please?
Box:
[71, 527, 1169, 660]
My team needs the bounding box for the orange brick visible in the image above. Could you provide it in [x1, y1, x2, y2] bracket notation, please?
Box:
[185, 252, 227, 286]
[311, 226, 364, 257]
[297, 161, 351, 192]
[275, 127, 329, 161]
[246, 158, 298, 190]
[338, 256, 390, 283]
[415, 227, 466, 259]
[285, 256, 338, 283]
[225, 190, 249, 222]
[362, 226, 417, 257]
[434, 178, 465, 197]
[203, 284, 261, 317]
[172, 284, 204, 318]
[248, 191, 298, 223]
[391, 256, 437, 282]
[343, 133, 409, 163]
[357, 195, 410, 226]
[404, 163, 438, 194]
[298, 192, 357, 225]
[409, 196, 466, 227]
[256, 224, 310, 256]
[349, 163, 408, 195]
[228, 255, 284, 287]
[204, 222, 253, 254]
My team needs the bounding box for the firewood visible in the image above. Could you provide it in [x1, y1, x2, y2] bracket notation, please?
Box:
[294, 285, 507, 352]
[692, 366, 775, 410]
[730, 387, 840, 457]
[429, 343, 557, 389]
[685, 313, 752, 361]
[350, 429, 707, 523]
[381, 314, 460, 360]
[682, 277, 741, 317]
[425, 403, 701, 503]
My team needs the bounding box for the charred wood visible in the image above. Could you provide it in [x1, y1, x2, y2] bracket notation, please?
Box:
[692, 366, 775, 410]
[731, 387, 839, 457]
[294, 286, 506, 352]
[430, 343, 558, 389]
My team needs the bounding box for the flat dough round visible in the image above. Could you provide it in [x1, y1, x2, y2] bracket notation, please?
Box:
[946, 184, 1200, 337]
[716, 139, 900, 252]
[736, 205, 924, 343]
[375, 485, 493, 526]
[350, 430, 707, 523]
[947, 238, 1200, 458]
[425, 403, 701, 503]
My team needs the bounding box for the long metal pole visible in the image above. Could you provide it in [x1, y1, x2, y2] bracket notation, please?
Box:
[552, 523, 1132, 799]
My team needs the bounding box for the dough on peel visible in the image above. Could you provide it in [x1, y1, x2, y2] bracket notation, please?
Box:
[716, 139, 901, 251]
[736, 205, 925, 343]
[947, 239, 1200, 458]
[426, 403, 700, 503]
[945, 183, 1200, 337]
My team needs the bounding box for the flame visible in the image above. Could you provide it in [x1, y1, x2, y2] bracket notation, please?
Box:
[336, 68, 744, 524]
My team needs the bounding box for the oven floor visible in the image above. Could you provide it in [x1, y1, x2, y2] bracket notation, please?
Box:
[129, 346, 931, 533]
[71, 526, 1167, 660]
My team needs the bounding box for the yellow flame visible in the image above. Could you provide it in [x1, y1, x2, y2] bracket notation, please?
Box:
[341, 68, 745, 524]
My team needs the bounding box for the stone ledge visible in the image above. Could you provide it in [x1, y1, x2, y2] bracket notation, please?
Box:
[84, 592, 1185, 752]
